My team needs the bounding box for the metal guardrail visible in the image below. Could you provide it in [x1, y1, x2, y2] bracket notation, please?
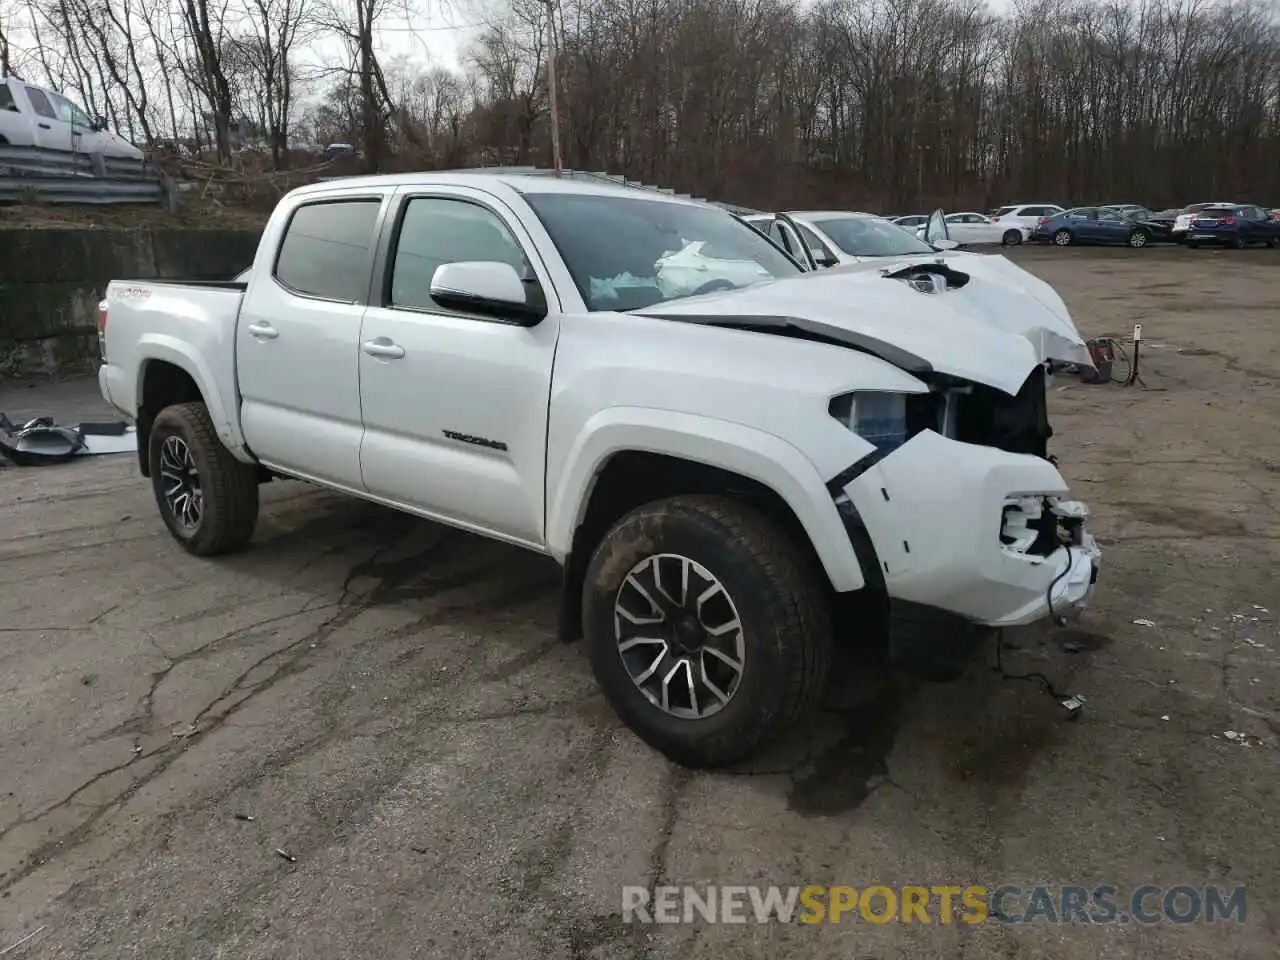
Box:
[0, 144, 149, 179]
[0, 143, 165, 205]
[0, 174, 163, 205]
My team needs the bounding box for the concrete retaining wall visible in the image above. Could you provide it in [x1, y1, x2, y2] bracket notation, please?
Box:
[0, 228, 261, 377]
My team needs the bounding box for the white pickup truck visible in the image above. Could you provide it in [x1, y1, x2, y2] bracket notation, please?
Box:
[98, 171, 1101, 767]
[0, 74, 144, 161]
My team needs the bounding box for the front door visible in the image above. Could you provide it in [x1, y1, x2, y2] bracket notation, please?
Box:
[1093, 209, 1129, 242]
[357, 188, 562, 548]
[236, 191, 388, 489]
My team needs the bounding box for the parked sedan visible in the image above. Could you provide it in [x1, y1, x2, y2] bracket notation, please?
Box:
[1184, 205, 1280, 248]
[1033, 207, 1157, 248]
[914, 212, 1029, 246]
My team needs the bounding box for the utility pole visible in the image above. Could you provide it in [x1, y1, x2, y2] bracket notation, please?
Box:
[545, 0, 562, 176]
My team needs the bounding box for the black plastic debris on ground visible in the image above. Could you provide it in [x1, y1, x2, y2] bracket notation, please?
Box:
[0, 414, 135, 467]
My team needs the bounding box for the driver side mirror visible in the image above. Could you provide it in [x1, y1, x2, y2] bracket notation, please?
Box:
[90, 115, 109, 132]
[932, 239, 959, 251]
[815, 254, 839, 268]
[430, 261, 546, 325]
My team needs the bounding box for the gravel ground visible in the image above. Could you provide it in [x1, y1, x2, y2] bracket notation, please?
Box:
[0, 244, 1277, 958]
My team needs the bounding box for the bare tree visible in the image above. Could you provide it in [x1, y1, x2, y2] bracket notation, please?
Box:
[179, 0, 237, 160]
[239, 0, 317, 165]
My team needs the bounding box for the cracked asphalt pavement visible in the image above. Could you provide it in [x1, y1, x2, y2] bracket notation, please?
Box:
[1, 246, 1278, 958]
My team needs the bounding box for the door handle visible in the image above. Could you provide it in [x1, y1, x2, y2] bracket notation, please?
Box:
[247, 321, 278, 340]
[37, 122, 51, 130]
[362, 338, 405, 360]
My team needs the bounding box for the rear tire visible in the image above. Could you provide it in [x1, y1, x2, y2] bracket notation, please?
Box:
[1127, 229, 1148, 248]
[149, 402, 259, 556]
[1002, 229, 1022, 246]
[1232, 233, 1247, 250]
[1053, 229, 1073, 246]
[582, 494, 832, 768]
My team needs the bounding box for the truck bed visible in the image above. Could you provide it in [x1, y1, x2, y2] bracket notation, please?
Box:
[99, 279, 249, 458]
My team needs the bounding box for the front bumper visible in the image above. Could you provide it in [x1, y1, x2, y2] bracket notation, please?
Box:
[832, 429, 1100, 628]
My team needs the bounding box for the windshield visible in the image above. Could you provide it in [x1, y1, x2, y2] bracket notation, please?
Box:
[523, 193, 802, 310]
[811, 215, 936, 257]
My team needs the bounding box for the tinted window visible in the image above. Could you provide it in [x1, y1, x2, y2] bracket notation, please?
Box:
[811, 215, 935, 257]
[994, 206, 1018, 217]
[274, 199, 381, 301]
[523, 193, 802, 311]
[0, 85, 18, 112]
[390, 197, 527, 310]
[24, 87, 56, 119]
[1097, 211, 1123, 222]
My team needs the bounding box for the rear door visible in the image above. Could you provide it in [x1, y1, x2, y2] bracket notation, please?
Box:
[356, 186, 562, 547]
[236, 190, 390, 489]
[1066, 208, 1099, 240]
[18, 84, 73, 152]
[0, 81, 36, 147]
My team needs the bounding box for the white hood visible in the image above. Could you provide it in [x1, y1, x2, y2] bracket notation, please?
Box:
[825, 251, 1093, 373]
[640, 265, 1073, 396]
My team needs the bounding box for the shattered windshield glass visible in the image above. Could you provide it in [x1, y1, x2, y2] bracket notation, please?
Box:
[524, 192, 803, 311]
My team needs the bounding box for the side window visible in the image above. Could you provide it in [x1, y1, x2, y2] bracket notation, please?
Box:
[390, 197, 527, 312]
[766, 221, 796, 255]
[1023, 207, 1043, 217]
[23, 87, 57, 120]
[795, 224, 834, 261]
[1098, 211, 1122, 222]
[274, 198, 381, 302]
[0, 85, 19, 112]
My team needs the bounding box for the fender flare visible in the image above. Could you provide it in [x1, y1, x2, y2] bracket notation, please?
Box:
[545, 406, 866, 593]
[135, 334, 250, 460]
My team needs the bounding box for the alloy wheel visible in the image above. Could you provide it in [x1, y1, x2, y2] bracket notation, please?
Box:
[613, 553, 745, 720]
[159, 435, 203, 532]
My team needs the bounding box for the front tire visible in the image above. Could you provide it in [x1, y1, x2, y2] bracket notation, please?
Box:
[1053, 229, 1073, 246]
[1127, 229, 1148, 248]
[582, 495, 832, 768]
[149, 402, 259, 556]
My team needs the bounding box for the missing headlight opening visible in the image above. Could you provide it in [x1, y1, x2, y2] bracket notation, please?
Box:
[1000, 496, 1089, 558]
[904, 365, 1054, 458]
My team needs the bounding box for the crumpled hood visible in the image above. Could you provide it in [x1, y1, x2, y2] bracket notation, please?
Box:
[826, 251, 1093, 372]
[639, 267, 1067, 396]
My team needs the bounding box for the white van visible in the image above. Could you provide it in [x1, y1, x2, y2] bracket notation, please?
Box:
[0, 75, 144, 161]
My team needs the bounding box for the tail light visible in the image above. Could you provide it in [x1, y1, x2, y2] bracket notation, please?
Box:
[1219, 216, 1236, 225]
[1038, 217, 1051, 226]
[97, 298, 109, 360]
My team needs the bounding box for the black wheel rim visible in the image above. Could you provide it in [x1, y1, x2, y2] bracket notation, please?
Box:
[613, 553, 745, 720]
[159, 435, 203, 533]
